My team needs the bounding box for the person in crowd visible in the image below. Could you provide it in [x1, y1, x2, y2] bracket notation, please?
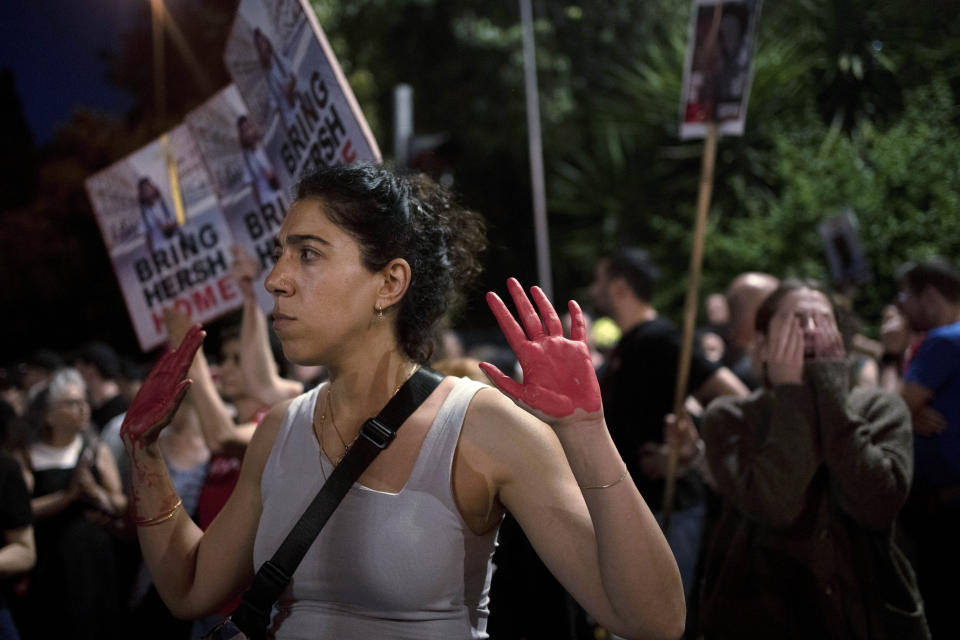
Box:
[1, 369, 24, 419]
[880, 257, 960, 639]
[587, 247, 745, 640]
[722, 272, 779, 389]
[74, 340, 129, 433]
[0, 401, 34, 640]
[878, 303, 924, 392]
[699, 280, 928, 639]
[16, 368, 127, 639]
[127, 400, 209, 640]
[228, 247, 304, 411]
[697, 328, 726, 364]
[17, 349, 64, 405]
[704, 292, 729, 333]
[121, 163, 685, 640]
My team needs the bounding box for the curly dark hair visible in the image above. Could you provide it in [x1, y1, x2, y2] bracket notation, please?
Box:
[295, 163, 487, 363]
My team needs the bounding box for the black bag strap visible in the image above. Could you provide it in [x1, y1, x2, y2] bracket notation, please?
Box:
[229, 367, 444, 639]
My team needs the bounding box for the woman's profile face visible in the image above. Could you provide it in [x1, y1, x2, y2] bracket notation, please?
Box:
[46, 383, 90, 436]
[265, 199, 383, 366]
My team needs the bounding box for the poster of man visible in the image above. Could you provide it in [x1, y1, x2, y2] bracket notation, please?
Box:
[186, 85, 288, 314]
[85, 125, 242, 351]
[679, 0, 762, 139]
[223, 0, 381, 185]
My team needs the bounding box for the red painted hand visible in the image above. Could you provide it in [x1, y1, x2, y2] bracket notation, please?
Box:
[480, 278, 602, 423]
[121, 324, 204, 451]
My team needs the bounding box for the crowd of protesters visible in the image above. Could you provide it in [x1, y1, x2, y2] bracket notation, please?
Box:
[1, 193, 958, 639]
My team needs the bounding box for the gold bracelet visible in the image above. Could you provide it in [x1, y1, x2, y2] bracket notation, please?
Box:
[134, 498, 183, 527]
[579, 465, 629, 491]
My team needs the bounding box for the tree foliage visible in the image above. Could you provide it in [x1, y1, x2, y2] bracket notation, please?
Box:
[3, 0, 959, 360]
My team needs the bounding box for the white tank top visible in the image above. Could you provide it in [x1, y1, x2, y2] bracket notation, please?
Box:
[253, 377, 500, 639]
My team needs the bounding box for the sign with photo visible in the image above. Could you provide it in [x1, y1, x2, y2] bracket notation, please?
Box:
[186, 85, 288, 313]
[85, 126, 242, 351]
[223, 0, 381, 186]
[85, 0, 381, 351]
[679, 0, 762, 139]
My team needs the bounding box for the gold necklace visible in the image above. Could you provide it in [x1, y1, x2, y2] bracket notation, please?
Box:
[319, 363, 421, 466]
[326, 386, 359, 466]
[315, 390, 331, 480]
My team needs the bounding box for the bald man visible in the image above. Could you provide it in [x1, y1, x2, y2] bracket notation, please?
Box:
[723, 272, 779, 389]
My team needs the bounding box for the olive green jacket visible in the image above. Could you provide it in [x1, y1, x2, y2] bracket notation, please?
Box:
[700, 361, 929, 640]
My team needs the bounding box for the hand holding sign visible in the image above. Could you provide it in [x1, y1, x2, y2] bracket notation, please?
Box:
[121, 325, 204, 451]
[480, 278, 602, 427]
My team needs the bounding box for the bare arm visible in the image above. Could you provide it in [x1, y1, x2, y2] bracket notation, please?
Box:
[121, 325, 282, 618]
[233, 247, 302, 407]
[479, 279, 684, 640]
[132, 404, 282, 618]
[165, 307, 256, 455]
[0, 526, 35, 576]
[30, 484, 81, 520]
[692, 366, 748, 406]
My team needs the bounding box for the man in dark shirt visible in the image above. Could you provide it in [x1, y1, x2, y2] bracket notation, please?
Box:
[590, 248, 747, 605]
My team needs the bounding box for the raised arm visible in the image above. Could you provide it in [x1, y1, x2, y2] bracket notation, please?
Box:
[232, 247, 303, 407]
[164, 307, 256, 455]
[479, 278, 684, 640]
[120, 325, 278, 618]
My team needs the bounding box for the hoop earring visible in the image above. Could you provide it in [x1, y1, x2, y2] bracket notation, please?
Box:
[375, 304, 384, 320]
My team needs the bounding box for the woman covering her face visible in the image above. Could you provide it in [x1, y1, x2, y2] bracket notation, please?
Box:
[121, 163, 685, 640]
[700, 281, 929, 639]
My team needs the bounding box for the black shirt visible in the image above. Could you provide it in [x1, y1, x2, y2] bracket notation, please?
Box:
[0, 452, 32, 610]
[91, 394, 128, 434]
[599, 317, 719, 511]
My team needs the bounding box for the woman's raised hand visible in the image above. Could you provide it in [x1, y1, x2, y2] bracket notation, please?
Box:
[480, 278, 602, 426]
[121, 324, 204, 451]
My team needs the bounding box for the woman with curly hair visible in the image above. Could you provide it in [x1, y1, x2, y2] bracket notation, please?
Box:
[121, 163, 684, 640]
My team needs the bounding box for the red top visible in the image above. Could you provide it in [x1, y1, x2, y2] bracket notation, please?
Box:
[194, 405, 269, 615]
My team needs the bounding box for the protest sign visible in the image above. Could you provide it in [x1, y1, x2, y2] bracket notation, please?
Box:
[85, 126, 242, 351]
[679, 0, 762, 140]
[186, 85, 286, 313]
[665, 0, 763, 529]
[86, 0, 381, 351]
[223, 0, 381, 187]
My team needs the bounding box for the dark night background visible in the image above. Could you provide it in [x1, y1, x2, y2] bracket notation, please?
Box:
[3, 0, 960, 368]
